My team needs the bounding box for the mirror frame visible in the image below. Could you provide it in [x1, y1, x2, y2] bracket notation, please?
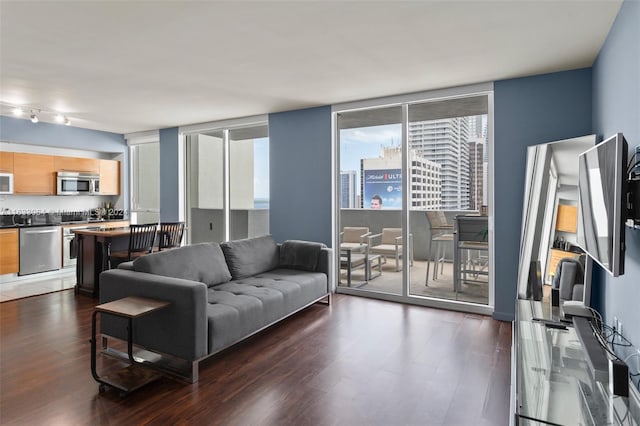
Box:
[517, 135, 596, 305]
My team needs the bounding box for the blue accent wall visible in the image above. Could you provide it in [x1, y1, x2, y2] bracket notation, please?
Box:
[269, 106, 332, 245]
[592, 0, 640, 349]
[0, 115, 125, 152]
[493, 68, 593, 321]
[159, 127, 180, 222]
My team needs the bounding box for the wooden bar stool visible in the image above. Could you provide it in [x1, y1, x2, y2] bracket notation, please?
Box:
[108, 224, 157, 268]
[156, 222, 185, 251]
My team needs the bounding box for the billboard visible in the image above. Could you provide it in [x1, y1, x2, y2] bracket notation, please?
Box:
[364, 169, 402, 209]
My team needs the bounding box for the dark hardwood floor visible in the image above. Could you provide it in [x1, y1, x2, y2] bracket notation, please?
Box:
[0, 290, 511, 425]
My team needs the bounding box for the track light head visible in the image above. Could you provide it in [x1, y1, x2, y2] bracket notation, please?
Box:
[2, 102, 71, 126]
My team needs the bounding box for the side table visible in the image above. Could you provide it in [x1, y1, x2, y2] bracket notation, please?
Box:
[91, 296, 170, 396]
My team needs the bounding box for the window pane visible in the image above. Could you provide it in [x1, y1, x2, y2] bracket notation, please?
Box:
[188, 131, 225, 243]
[409, 95, 489, 306]
[338, 106, 404, 294]
[230, 126, 269, 240]
[131, 142, 160, 212]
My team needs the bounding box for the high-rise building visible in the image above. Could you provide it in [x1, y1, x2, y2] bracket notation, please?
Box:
[468, 139, 484, 211]
[409, 117, 471, 210]
[340, 170, 358, 208]
[360, 146, 441, 209]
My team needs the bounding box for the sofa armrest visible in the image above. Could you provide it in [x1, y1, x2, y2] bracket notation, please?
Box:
[316, 247, 334, 292]
[100, 269, 208, 361]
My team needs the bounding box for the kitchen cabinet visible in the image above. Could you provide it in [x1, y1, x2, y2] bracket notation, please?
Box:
[99, 159, 120, 195]
[54, 156, 99, 174]
[556, 205, 578, 233]
[0, 229, 19, 275]
[13, 153, 55, 195]
[0, 152, 13, 172]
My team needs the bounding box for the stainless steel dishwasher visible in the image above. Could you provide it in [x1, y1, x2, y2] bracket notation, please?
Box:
[19, 226, 62, 275]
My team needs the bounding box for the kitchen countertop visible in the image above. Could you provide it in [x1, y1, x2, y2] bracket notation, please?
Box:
[72, 226, 131, 237]
[0, 219, 129, 230]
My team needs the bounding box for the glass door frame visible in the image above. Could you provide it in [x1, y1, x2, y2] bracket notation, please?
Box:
[332, 83, 495, 316]
[179, 114, 268, 245]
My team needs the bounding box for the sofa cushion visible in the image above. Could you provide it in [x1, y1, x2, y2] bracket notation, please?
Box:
[220, 235, 279, 280]
[206, 268, 328, 353]
[133, 243, 232, 286]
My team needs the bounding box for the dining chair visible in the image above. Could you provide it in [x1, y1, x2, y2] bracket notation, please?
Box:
[425, 211, 454, 286]
[108, 223, 158, 268]
[453, 215, 488, 292]
[157, 222, 185, 251]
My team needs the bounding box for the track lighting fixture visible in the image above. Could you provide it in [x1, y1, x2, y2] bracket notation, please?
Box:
[1, 102, 72, 126]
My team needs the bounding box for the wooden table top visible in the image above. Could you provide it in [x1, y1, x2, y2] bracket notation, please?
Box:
[95, 296, 170, 318]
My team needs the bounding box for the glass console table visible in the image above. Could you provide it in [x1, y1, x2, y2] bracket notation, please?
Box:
[513, 299, 640, 425]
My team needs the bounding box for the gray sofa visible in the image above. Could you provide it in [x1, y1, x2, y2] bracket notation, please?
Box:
[99, 235, 332, 382]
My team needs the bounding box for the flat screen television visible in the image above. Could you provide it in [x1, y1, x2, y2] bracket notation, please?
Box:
[576, 133, 628, 277]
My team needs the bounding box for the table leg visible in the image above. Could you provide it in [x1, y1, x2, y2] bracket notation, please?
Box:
[127, 318, 135, 363]
[346, 250, 352, 287]
[90, 311, 100, 382]
[364, 251, 370, 281]
[104, 239, 112, 271]
[453, 242, 459, 293]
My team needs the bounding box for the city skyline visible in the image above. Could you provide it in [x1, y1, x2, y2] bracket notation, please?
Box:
[340, 115, 487, 210]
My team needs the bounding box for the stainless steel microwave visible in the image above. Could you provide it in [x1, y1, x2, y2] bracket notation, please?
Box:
[56, 172, 100, 195]
[0, 173, 13, 194]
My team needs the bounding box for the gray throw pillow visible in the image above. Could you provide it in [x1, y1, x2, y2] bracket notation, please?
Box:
[133, 243, 232, 286]
[220, 235, 279, 279]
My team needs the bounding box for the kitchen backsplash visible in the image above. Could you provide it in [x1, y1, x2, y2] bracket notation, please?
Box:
[0, 194, 123, 215]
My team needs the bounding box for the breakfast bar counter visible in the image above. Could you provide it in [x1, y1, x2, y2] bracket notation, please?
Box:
[73, 226, 131, 297]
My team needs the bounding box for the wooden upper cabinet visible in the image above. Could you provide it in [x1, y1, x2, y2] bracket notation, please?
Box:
[54, 156, 99, 174]
[556, 205, 578, 233]
[99, 159, 120, 195]
[0, 152, 14, 173]
[13, 153, 55, 195]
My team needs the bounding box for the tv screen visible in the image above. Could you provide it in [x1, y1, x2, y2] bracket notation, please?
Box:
[576, 133, 628, 277]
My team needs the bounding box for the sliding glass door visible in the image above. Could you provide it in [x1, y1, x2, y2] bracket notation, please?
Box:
[407, 96, 489, 305]
[335, 90, 493, 312]
[185, 123, 269, 244]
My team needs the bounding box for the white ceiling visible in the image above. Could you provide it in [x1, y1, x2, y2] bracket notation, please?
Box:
[0, 0, 623, 135]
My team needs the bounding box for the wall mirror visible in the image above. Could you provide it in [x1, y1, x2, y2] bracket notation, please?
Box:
[517, 134, 596, 305]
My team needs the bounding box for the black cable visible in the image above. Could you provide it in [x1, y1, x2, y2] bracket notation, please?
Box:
[627, 159, 640, 174]
[601, 323, 634, 347]
[590, 321, 620, 360]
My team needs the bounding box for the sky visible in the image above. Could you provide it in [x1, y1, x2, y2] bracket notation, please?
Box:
[340, 124, 402, 197]
[253, 137, 269, 199]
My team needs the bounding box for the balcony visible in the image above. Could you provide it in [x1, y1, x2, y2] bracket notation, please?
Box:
[340, 209, 489, 305]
